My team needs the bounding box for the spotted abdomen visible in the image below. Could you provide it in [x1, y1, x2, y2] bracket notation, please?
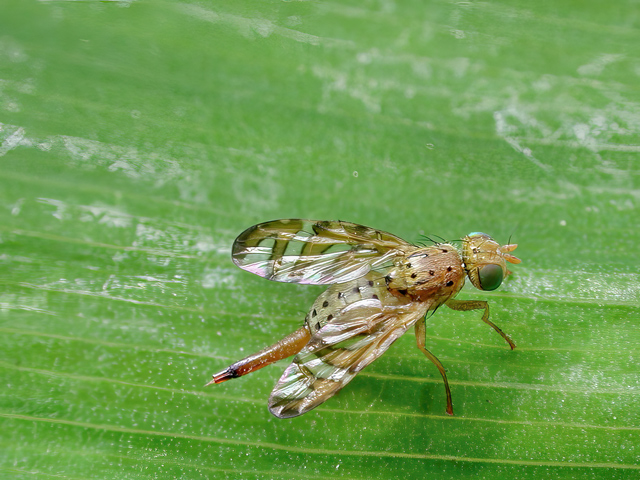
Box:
[305, 273, 409, 334]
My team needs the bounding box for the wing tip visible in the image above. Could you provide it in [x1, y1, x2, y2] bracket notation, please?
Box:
[231, 223, 259, 258]
[268, 404, 303, 419]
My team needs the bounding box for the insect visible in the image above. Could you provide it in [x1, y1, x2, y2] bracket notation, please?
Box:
[207, 219, 521, 418]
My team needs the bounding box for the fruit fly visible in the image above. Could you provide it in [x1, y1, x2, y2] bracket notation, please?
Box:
[207, 219, 521, 418]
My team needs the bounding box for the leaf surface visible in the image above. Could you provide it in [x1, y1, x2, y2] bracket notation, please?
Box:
[1, 1, 639, 478]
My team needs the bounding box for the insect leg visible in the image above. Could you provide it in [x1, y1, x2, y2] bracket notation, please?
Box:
[415, 317, 453, 416]
[206, 326, 311, 386]
[445, 299, 516, 349]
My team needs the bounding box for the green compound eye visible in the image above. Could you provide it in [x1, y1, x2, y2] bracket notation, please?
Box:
[478, 264, 504, 291]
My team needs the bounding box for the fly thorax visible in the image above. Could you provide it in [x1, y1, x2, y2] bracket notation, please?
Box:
[385, 245, 465, 302]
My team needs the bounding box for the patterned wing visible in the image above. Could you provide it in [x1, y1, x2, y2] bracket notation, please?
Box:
[232, 219, 412, 285]
[268, 276, 431, 418]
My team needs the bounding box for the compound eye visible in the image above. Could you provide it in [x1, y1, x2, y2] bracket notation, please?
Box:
[478, 264, 504, 291]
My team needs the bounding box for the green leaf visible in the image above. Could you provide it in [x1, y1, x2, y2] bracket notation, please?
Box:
[1, 0, 638, 478]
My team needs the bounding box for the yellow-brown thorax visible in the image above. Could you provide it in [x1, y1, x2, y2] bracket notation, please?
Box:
[385, 244, 465, 304]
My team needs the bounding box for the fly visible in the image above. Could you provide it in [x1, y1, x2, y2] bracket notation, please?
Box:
[207, 219, 521, 418]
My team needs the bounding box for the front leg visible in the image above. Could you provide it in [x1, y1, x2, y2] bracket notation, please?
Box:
[445, 298, 516, 350]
